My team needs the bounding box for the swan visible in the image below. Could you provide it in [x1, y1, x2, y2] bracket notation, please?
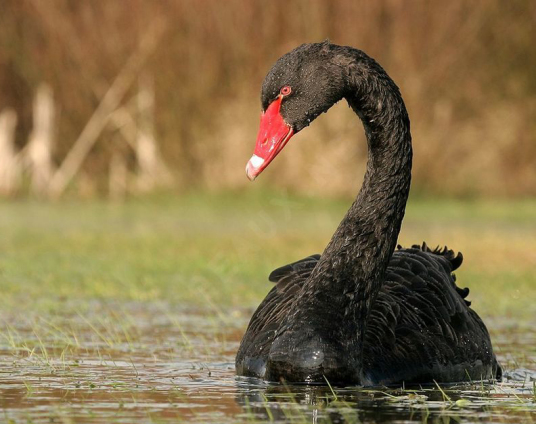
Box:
[236, 42, 501, 385]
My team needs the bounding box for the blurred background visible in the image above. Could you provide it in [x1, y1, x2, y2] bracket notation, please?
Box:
[1, 0, 535, 199]
[0, 4, 535, 421]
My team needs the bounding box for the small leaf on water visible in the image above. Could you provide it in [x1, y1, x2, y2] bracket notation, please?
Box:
[455, 398, 471, 407]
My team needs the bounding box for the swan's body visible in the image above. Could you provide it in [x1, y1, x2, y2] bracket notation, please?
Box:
[237, 42, 500, 385]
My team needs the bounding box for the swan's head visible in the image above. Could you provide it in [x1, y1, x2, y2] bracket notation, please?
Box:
[246, 42, 346, 181]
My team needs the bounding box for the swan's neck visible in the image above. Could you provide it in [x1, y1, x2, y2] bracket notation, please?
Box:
[320, 57, 413, 296]
[289, 53, 412, 377]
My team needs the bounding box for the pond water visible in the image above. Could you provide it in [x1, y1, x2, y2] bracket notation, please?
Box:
[0, 302, 534, 423]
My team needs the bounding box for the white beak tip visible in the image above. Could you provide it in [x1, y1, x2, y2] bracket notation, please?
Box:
[246, 155, 264, 181]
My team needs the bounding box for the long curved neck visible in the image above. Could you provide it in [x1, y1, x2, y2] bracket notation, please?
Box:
[317, 52, 412, 300]
[291, 50, 412, 377]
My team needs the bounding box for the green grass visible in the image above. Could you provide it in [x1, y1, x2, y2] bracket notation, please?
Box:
[0, 190, 535, 318]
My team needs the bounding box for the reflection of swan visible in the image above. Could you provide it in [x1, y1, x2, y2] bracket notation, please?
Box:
[237, 42, 501, 385]
[235, 382, 329, 423]
[234, 379, 474, 423]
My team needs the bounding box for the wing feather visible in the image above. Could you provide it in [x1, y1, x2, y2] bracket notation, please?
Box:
[237, 243, 499, 381]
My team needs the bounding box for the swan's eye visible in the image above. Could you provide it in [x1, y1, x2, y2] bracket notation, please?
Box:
[280, 86, 292, 96]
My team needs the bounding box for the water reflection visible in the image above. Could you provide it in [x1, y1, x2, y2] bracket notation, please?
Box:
[235, 372, 536, 424]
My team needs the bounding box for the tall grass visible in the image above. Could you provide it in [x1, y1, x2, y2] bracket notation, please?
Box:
[0, 0, 535, 196]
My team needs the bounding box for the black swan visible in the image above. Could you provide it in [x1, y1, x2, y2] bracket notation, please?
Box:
[236, 42, 501, 385]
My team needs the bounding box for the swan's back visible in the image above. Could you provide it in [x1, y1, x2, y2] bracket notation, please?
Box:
[236, 244, 501, 384]
[363, 244, 501, 384]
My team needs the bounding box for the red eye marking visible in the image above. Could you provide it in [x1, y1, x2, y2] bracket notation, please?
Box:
[280, 86, 292, 96]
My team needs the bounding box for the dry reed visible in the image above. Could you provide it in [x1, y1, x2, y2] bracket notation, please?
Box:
[0, 0, 534, 197]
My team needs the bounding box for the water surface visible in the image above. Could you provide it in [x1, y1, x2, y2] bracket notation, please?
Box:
[1, 303, 534, 423]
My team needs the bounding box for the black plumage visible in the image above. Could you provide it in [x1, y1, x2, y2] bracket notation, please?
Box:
[236, 42, 501, 385]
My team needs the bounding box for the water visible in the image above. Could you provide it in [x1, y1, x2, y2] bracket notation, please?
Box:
[0, 303, 534, 423]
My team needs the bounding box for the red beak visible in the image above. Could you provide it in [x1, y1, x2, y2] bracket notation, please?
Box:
[246, 96, 294, 181]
